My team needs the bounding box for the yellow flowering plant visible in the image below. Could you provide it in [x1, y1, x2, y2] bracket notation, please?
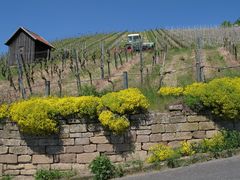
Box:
[5, 88, 149, 135]
[147, 144, 176, 163]
[158, 87, 184, 96]
[99, 110, 130, 134]
[0, 104, 9, 120]
[179, 141, 195, 156]
[101, 88, 149, 115]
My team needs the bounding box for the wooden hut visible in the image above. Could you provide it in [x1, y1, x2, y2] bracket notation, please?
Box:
[5, 27, 54, 65]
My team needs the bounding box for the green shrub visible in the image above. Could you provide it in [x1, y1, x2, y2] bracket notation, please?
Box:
[193, 130, 240, 154]
[80, 85, 99, 96]
[1, 175, 12, 180]
[35, 169, 75, 180]
[89, 155, 116, 180]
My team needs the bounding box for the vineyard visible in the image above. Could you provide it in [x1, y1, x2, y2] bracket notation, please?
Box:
[1, 26, 240, 105]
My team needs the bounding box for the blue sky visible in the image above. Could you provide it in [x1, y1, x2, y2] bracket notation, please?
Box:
[0, 0, 239, 53]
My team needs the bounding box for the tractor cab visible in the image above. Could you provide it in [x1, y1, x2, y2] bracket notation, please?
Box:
[125, 34, 142, 51]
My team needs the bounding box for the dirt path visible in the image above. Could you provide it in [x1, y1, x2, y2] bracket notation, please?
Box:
[162, 51, 194, 87]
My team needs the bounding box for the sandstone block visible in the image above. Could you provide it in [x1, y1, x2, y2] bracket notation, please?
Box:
[177, 123, 199, 132]
[4, 169, 19, 175]
[108, 155, 124, 162]
[165, 124, 178, 132]
[90, 136, 109, 144]
[81, 132, 94, 138]
[113, 144, 132, 152]
[199, 122, 215, 130]
[168, 141, 181, 148]
[7, 164, 24, 170]
[9, 146, 33, 155]
[136, 135, 149, 143]
[124, 131, 137, 143]
[20, 169, 36, 175]
[32, 155, 53, 164]
[150, 134, 162, 142]
[97, 144, 113, 152]
[188, 115, 208, 122]
[162, 133, 176, 141]
[152, 113, 170, 124]
[135, 143, 142, 151]
[83, 144, 97, 152]
[2, 139, 20, 146]
[0, 154, 17, 164]
[18, 155, 32, 163]
[77, 152, 99, 164]
[75, 138, 90, 145]
[110, 135, 124, 144]
[59, 154, 76, 163]
[51, 163, 72, 170]
[126, 151, 147, 161]
[37, 164, 50, 170]
[62, 139, 75, 146]
[87, 123, 103, 132]
[136, 130, 151, 135]
[0, 146, 8, 154]
[192, 131, 206, 139]
[69, 124, 87, 133]
[175, 132, 192, 140]
[169, 104, 183, 111]
[65, 146, 84, 153]
[169, 115, 186, 123]
[24, 164, 36, 170]
[142, 143, 158, 150]
[206, 130, 219, 138]
[39, 138, 59, 146]
[151, 124, 165, 133]
[46, 146, 63, 154]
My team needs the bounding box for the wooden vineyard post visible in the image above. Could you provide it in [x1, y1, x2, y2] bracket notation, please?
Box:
[140, 41, 144, 86]
[75, 49, 82, 95]
[196, 37, 205, 82]
[123, 71, 128, 89]
[16, 52, 26, 99]
[100, 42, 105, 80]
[45, 80, 50, 96]
[114, 50, 118, 69]
[234, 45, 238, 61]
[125, 48, 128, 62]
[107, 49, 111, 77]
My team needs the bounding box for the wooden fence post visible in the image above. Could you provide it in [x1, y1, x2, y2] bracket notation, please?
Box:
[45, 80, 50, 96]
[140, 41, 144, 86]
[75, 49, 82, 95]
[114, 50, 118, 69]
[107, 49, 111, 77]
[196, 37, 205, 82]
[123, 71, 128, 89]
[100, 42, 105, 80]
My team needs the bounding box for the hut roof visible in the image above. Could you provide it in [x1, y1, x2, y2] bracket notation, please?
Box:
[5, 27, 54, 48]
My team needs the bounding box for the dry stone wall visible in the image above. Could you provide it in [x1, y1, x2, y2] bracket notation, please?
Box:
[0, 108, 238, 179]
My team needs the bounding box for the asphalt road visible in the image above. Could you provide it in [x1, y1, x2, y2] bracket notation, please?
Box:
[118, 156, 240, 180]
